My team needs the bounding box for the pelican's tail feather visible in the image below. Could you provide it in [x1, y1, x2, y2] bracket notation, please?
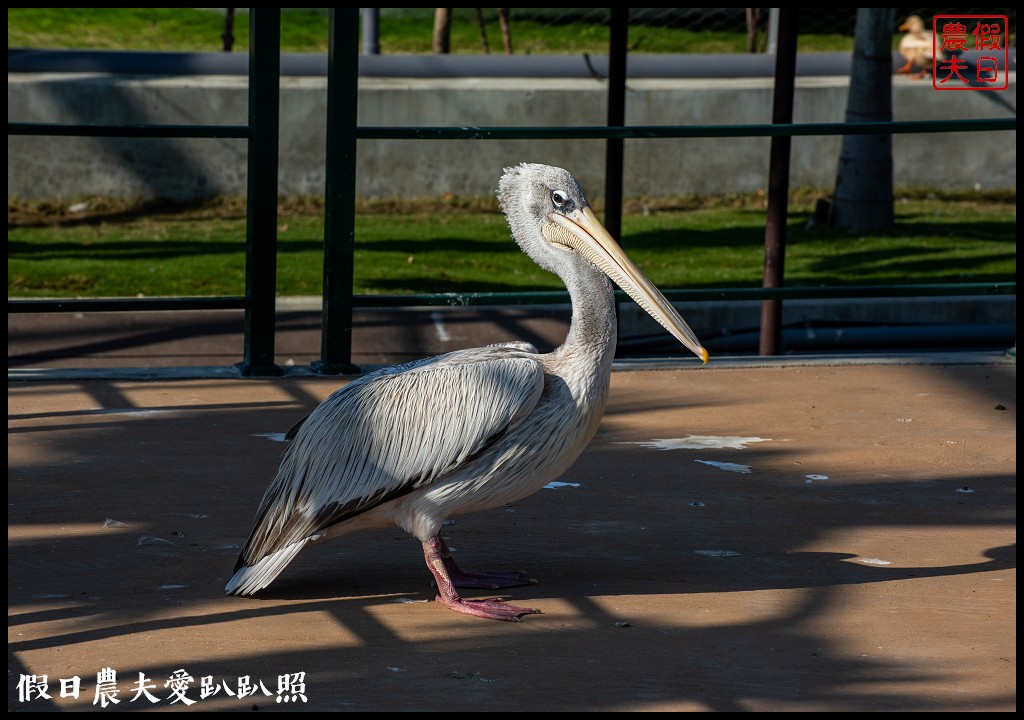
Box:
[225, 540, 307, 596]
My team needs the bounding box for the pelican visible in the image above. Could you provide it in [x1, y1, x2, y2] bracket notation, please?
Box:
[226, 163, 708, 621]
[897, 15, 934, 79]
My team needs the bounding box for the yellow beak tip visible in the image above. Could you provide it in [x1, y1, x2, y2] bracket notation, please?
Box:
[700, 348, 709, 365]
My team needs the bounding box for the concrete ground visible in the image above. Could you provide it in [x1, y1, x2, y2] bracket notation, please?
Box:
[7, 304, 577, 374]
[7, 308, 1016, 711]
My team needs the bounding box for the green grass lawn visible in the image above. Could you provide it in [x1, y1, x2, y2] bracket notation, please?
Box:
[7, 8, 879, 56]
[9, 8, 1017, 57]
[7, 9, 1016, 301]
[7, 192, 1015, 300]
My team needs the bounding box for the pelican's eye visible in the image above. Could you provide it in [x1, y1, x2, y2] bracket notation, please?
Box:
[551, 189, 569, 209]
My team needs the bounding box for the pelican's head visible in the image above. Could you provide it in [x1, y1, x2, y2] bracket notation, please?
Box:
[498, 163, 708, 364]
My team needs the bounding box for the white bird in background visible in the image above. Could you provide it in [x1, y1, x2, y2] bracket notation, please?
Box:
[226, 163, 708, 621]
[897, 15, 935, 79]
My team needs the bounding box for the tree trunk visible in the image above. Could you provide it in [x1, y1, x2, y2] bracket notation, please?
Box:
[745, 8, 761, 54]
[475, 8, 490, 54]
[432, 8, 452, 54]
[831, 8, 895, 232]
[498, 8, 512, 54]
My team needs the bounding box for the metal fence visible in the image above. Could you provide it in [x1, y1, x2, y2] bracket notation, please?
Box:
[16, 8, 1013, 55]
[7, 8, 1017, 374]
[364, 8, 1016, 55]
[8, 10, 286, 376]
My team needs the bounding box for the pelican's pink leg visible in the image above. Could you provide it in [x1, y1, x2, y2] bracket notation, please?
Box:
[432, 534, 535, 588]
[423, 536, 541, 621]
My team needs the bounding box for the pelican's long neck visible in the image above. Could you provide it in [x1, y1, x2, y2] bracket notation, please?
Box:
[551, 261, 618, 387]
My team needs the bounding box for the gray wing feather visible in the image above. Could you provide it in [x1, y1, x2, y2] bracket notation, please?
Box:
[239, 346, 544, 566]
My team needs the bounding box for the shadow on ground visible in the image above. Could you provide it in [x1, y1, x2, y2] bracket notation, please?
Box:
[8, 360, 1016, 711]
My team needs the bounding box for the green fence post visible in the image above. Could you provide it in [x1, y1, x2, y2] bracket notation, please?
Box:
[237, 7, 283, 376]
[759, 7, 798, 356]
[604, 8, 627, 242]
[314, 8, 361, 375]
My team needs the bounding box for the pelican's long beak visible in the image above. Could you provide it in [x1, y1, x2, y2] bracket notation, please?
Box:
[546, 206, 709, 364]
[898, 21, 909, 30]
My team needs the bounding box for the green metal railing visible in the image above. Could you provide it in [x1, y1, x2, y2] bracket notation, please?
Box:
[353, 118, 1016, 140]
[7, 8, 284, 376]
[316, 7, 1015, 371]
[7, 8, 1017, 375]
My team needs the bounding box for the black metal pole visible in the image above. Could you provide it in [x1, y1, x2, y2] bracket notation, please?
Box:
[758, 8, 798, 356]
[606, 8, 628, 353]
[315, 8, 361, 375]
[222, 8, 235, 52]
[604, 7, 628, 241]
[238, 8, 282, 376]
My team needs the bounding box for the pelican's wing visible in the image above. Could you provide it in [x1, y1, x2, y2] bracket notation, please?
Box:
[237, 344, 544, 568]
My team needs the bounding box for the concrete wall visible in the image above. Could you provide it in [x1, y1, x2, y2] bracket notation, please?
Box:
[7, 71, 1016, 201]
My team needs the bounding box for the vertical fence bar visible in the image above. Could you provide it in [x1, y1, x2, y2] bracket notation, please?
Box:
[238, 8, 282, 376]
[606, 8, 628, 351]
[604, 7, 628, 241]
[758, 8, 798, 356]
[314, 8, 361, 375]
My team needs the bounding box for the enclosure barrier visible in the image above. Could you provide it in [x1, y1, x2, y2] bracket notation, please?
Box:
[6, 8, 1017, 375]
